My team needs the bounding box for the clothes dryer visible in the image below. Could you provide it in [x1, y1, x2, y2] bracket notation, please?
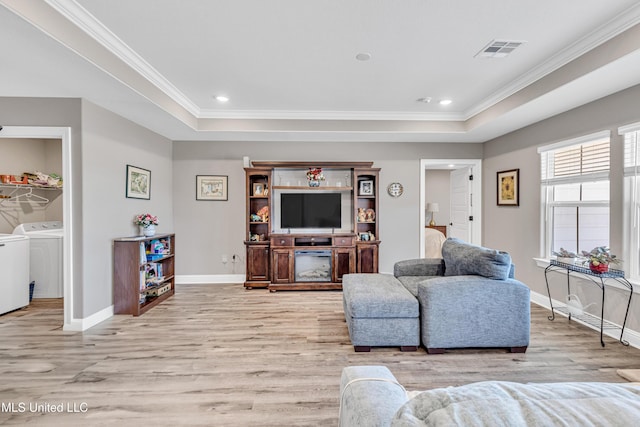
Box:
[13, 221, 63, 298]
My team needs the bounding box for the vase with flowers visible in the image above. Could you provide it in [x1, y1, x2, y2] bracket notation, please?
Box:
[306, 168, 325, 187]
[581, 246, 620, 273]
[134, 213, 158, 237]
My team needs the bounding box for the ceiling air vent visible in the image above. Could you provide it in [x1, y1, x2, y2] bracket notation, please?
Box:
[475, 39, 526, 58]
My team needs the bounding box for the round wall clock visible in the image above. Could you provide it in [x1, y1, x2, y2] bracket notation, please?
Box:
[387, 182, 404, 197]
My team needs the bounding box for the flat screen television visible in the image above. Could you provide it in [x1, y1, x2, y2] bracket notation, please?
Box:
[280, 193, 341, 229]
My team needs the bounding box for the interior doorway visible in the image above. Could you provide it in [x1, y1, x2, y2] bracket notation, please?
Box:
[419, 159, 482, 258]
[0, 126, 73, 329]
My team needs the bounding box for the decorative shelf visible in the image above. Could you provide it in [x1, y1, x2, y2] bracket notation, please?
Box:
[0, 183, 62, 190]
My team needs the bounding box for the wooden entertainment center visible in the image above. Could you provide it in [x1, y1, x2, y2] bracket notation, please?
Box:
[244, 161, 380, 291]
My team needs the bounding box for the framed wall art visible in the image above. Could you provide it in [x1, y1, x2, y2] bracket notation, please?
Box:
[497, 168, 519, 206]
[126, 165, 151, 200]
[196, 175, 228, 201]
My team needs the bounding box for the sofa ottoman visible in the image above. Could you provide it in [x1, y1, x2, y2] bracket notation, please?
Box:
[342, 273, 420, 352]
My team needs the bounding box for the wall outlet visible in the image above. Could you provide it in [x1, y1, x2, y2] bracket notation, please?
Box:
[221, 255, 228, 264]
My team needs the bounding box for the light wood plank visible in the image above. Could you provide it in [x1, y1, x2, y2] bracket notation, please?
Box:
[1, 284, 640, 425]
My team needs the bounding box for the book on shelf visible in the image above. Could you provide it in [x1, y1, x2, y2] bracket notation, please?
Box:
[145, 263, 159, 280]
[139, 242, 146, 264]
[139, 270, 145, 292]
[146, 276, 166, 287]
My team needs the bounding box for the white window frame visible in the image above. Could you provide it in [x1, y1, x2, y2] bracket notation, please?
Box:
[620, 122, 640, 281]
[538, 131, 611, 259]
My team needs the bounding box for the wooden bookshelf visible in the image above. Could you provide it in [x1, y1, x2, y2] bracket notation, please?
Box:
[113, 233, 175, 316]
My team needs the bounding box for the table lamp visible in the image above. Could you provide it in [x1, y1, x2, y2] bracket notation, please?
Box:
[427, 202, 439, 226]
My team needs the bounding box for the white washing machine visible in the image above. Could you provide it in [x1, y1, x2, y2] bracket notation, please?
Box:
[0, 233, 30, 314]
[13, 221, 63, 299]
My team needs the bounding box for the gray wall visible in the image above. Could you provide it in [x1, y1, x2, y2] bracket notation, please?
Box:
[173, 141, 483, 274]
[483, 83, 640, 331]
[81, 101, 173, 316]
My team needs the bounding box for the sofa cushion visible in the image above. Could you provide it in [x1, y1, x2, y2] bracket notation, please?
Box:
[396, 275, 438, 297]
[343, 274, 418, 318]
[442, 238, 512, 280]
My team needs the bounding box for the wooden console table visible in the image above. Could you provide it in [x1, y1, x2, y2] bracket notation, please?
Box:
[544, 260, 633, 347]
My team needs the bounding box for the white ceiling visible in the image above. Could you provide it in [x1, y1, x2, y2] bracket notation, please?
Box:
[1, 0, 640, 143]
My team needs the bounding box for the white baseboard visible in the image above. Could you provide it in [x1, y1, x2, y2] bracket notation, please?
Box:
[176, 274, 245, 284]
[530, 290, 640, 349]
[63, 304, 114, 332]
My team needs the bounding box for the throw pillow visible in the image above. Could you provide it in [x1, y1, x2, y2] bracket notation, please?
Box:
[442, 238, 512, 280]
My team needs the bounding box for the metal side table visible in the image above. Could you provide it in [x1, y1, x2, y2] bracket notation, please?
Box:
[544, 260, 633, 347]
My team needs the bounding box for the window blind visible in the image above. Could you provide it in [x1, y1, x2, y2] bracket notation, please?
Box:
[541, 138, 610, 185]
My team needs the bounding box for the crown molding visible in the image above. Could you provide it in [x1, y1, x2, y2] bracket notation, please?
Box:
[197, 109, 464, 121]
[463, 2, 640, 120]
[9, 0, 640, 131]
[45, 0, 200, 116]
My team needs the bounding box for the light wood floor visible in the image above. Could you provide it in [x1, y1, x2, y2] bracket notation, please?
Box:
[2, 284, 640, 426]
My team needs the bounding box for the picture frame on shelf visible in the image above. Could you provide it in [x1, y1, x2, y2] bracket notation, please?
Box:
[497, 169, 519, 206]
[126, 165, 151, 200]
[359, 180, 374, 196]
[252, 182, 265, 196]
[196, 175, 228, 201]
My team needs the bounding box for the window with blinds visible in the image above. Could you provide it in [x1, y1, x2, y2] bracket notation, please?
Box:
[538, 132, 610, 257]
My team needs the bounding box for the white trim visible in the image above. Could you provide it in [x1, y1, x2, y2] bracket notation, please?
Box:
[176, 274, 245, 285]
[198, 109, 464, 122]
[63, 304, 113, 332]
[0, 126, 75, 331]
[530, 290, 640, 350]
[619, 121, 640, 135]
[537, 130, 611, 154]
[540, 172, 610, 186]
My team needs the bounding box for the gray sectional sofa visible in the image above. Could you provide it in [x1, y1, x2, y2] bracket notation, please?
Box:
[342, 238, 531, 353]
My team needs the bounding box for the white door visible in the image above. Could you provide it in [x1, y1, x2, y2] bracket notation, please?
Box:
[449, 167, 473, 242]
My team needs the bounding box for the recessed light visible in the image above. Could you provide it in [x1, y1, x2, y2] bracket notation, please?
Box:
[355, 52, 371, 61]
[214, 95, 229, 103]
[439, 99, 452, 106]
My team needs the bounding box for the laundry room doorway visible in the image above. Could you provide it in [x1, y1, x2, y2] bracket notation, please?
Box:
[0, 126, 73, 329]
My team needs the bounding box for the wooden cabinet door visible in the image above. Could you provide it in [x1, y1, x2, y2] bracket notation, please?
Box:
[333, 248, 355, 282]
[357, 243, 379, 273]
[272, 249, 293, 283]
[247, 244, 269, 281]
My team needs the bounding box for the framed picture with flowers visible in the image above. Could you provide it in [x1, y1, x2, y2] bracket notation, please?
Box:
[497, 168, 519, 206]
[126, 165, 151, 200]
[196, 175, 228, 201]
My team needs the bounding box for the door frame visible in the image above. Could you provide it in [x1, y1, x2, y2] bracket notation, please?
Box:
[419, 159, 482, 257]
[0, 126, 74, 329]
